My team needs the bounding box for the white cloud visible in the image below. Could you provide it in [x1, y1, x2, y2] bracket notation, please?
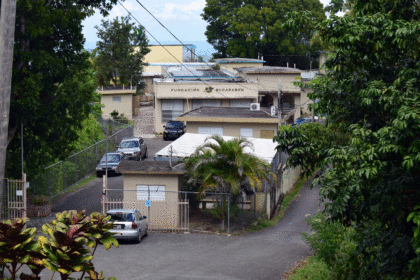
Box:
[155, 0, 206, 20]
[109, 1, 141, 19]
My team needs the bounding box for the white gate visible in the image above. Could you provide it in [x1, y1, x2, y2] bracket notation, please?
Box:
[102, 187, 189, 232]
[1, 174, 27, 221]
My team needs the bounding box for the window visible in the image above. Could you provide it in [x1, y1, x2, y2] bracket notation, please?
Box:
[198, 127, 223, 136]
[192, 99, 221, 109]
[112, 96, 121, 102]
[136, 185, 165, 201]
[230, 99, 251, 108]
[162, 100, 184, 122]
[240, 128, 253, 138]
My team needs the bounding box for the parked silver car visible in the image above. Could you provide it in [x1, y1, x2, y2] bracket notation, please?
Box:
[107, 209, 148, 243]
[116, 137, 148, 161]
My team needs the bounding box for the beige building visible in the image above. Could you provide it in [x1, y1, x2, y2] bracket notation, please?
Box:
[153, 65, 259, 133]
[142, 44, 193, 63]
[214, 58, 264, 74]
[99, 89, 135, 119]
[177, 107, 279, 139]
[234, 66, 310, 123]
[118, 160, 187, 230]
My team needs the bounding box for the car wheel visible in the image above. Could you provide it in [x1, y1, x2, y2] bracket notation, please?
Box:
[144, 226, 148, 237]
[96, 172, 102, 178]
[145, 149, 148, 158]
[163, 136, 167, 141]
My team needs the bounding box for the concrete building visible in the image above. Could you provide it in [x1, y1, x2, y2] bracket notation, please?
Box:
[153, 65, 259, 133]
[118, 160, 187, 230]
[234, 66, 310, 123]
[177, 107, 279, 139]
[99, 89, 135, 119]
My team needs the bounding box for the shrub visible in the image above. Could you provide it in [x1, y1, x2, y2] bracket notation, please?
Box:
[31, 196, 51, 206]
[302, 211, 362, 279]
[0, 210, 119, 280]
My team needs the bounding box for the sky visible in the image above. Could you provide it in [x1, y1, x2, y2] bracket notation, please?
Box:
[82, 0, 333, 55]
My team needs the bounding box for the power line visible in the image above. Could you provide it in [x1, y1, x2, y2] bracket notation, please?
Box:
[131, 0, 264, 93]
[117, 0, 232, 97]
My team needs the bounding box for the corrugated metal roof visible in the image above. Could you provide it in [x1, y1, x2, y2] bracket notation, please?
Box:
[234, 67, 304, 74]
[214, 58, 265, 63]
[154, 133, 278, 164]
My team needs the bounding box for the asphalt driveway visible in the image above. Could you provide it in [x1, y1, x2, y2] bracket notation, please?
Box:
[52, 136, 173, 214]
[34, 175, 323, 280]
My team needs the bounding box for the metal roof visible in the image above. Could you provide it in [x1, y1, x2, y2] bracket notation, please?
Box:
[178, 107, 277, 119]
[154, 133, 278, 164]
[234, 67, 304, 74]
[214, 58, 265, 63]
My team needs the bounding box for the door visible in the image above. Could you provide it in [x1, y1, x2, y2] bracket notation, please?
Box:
[198, 127, 223, 136]
[260, 130, 275, 139]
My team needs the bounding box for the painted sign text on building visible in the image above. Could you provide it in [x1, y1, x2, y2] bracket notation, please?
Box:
[170, 88, 245, 92]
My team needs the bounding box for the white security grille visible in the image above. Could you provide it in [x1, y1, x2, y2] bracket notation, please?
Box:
[192, 99, 221, 109]
[230, 99, 251, 108]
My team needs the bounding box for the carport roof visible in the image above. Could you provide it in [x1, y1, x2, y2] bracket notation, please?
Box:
[118, 160, 185, 174]
[177, 107, 278, 123]
[154, 133, 278, 164]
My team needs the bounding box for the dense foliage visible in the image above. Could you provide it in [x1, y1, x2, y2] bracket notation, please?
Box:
[274, 0, 420, 278]
[0, 211, 118, 280]
[184, 135, 275, 195]
[93, 16, 150, 91]
[201, 0, 326, 59]
[6, 0, 118, 180]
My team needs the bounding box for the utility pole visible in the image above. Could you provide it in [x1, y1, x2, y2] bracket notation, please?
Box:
[0, 0, 18, 207]
[310, 61, 315, 123]
[278, 80, 283, 127]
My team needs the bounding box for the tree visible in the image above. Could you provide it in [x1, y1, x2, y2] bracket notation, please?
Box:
[184, 135, 276, 228]
[184, 135, 275, 195]
[93, 16, 150, 90]
[275, 0, 420, 277]
[201, 0, 326, 60]
[4, 0, 119, 181]
[0, 0, 18, 209]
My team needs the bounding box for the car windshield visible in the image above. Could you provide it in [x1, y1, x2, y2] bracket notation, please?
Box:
[100, 154, 120, 162]
[166, 122, 183, 129]
[107, 212, 134, 222]
[119, 141, 139, 149]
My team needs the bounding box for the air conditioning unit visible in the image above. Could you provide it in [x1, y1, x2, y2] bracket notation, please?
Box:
[271, 106, 277, 117]
[250, 103, 260, 111]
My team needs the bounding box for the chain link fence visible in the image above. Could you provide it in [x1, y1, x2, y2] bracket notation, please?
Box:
[29, 118, 133, 198]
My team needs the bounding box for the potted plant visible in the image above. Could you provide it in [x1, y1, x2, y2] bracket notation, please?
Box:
[27, 195, 52, 217]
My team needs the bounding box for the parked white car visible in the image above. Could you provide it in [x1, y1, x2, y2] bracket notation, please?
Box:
[107, 209, 148, 243]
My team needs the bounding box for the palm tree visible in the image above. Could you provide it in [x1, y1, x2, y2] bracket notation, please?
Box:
[184, 135, 276, 227]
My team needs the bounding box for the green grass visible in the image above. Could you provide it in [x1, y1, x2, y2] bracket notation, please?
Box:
[52, 174, 97, 203]
[245, 174, 312, 232]
[283, 255, 332, 280]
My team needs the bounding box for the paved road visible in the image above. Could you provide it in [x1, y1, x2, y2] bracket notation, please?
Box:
[36, 176, 323, 280]
[52, 136, 173, 214]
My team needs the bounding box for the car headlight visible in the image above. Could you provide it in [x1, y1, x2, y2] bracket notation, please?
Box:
[111, 166, 117, 170]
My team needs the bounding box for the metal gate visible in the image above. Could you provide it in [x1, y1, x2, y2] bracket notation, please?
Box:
[1, 174, 27, 221]
[102, 186, 189, 232]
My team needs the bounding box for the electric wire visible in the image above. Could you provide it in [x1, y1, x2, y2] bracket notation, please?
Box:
[117, 0, 233, 99]
[119, 0, 311, 110]
[131, 0, 267, 93]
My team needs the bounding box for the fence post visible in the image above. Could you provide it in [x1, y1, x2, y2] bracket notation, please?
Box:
[86, 148, 88, 177]
[62, 161, 64, 192]
[227, 193, 230, 235]
[46, 167, 50, 196]
[254, 193, 256, 219]
[74, 155, 77, 183]
[23, 173, 27, 219]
